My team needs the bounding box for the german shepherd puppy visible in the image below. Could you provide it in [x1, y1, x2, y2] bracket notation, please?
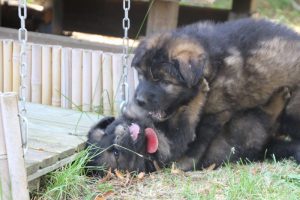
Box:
[86, 87, 299, 172]
[86, 79, 210, 172]
[130, 18, 300, 170]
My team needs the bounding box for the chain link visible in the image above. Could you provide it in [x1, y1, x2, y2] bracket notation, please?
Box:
[18, 0, 28, 153]
[120, 0, 131, 114]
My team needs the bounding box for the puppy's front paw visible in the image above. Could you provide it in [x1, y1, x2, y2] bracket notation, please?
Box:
[175, 156, 198, 171]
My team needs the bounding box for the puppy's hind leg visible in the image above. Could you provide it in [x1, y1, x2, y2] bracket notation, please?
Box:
[281, 86, 300, 139]
[266, 138, 300, 164]
[260, 87, 290, 124]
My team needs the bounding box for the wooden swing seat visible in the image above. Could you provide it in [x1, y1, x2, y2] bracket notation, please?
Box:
[25, 103, 100, 190]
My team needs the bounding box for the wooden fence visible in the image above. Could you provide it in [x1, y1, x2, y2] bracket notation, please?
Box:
[0, 40, 138, 115]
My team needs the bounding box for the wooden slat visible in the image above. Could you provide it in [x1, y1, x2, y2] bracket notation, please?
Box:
[25, 44, 32, 102]
[27, 153, 79, 182]
[12, 41, 20, 93]
[71, 48, 83, 110]
[82, 50, 92, 112]
[0, 42, 3, 92]
[102, 53, 113, 115]
[91, 51, 102, 112]
[0, 93, 30, 200]
[112, 53, 123, 115]
[61, 47, 72, 109]
[27, 103, 100, 128]
[25, 149, 59, 171]
[24, 103, 100, 185]
[3, 40, 13, 92]
[0, 94, 11, 200]
[52, 46, 61, 107]
[42, 45, 52, 105]
[31, 44, 42, 103]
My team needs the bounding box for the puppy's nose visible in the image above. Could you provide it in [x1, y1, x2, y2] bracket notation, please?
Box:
[135, 95, 147, 107]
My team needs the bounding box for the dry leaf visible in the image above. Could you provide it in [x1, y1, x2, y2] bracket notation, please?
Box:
[114, 169, 125, 180]
[94, 191, 113, 200]
[171, 163, 182, 174]
[124, 171, 131, 185]
[153, 161, 161, 171]
[251, 168, 258, 175]
[137, 172, 145, 179]
[99, 168, 113, 183]
[205, 163, 216, 171]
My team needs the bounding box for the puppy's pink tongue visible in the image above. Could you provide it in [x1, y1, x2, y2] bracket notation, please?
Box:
[145, 128, 158, 153]
[129, 123, 140, 141]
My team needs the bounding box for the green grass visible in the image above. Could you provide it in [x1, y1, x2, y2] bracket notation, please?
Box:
[33, 148, 105, 200]
[161, 161, 300, 200]
[30, 1, 300, 199]
[181, 0, 300, 29]
[256, 0, 300, 28]
[31, 154, 300, 199]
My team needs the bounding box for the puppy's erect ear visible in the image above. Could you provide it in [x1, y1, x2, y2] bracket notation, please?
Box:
[87, 116, 115, 143]
[94, 116, 115, 130]
[169, 39, 207, 88]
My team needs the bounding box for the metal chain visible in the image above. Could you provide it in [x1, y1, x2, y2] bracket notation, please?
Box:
[18, 0, 28, 153]
[120, 0, 131, 114]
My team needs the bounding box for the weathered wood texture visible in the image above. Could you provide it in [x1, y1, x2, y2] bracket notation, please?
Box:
[25, 103, 101, 189]
[0, 27, 123, 53]
[146, 0, 179, 35]
[229, 0, 256, 19]
[0, 93, 30, 200]
[63, 0, 230, 38]
[0, 40, 137, 115]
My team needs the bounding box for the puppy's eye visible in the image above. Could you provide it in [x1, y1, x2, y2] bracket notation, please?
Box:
[113, 149, 119, 158]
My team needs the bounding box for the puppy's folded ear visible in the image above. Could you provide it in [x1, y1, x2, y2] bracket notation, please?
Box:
[169, 39, 207, 88]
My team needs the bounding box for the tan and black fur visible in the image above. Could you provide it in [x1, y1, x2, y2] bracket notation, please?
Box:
[187, 87, 293, 169]
[86, 87, 299, 172]
[86, 18, 300, 172]
[130, 18, 300, 170]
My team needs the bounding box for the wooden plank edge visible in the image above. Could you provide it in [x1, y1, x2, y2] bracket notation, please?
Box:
[27, 153, 79, 182]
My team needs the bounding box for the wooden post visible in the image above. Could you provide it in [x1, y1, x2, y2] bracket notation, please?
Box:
[0, 100, 11, 200]
[0, 92, 30, 200]
[146, 0, 179, 35]
[229, 0, 256, 20]
[52, 0, 63, 35]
